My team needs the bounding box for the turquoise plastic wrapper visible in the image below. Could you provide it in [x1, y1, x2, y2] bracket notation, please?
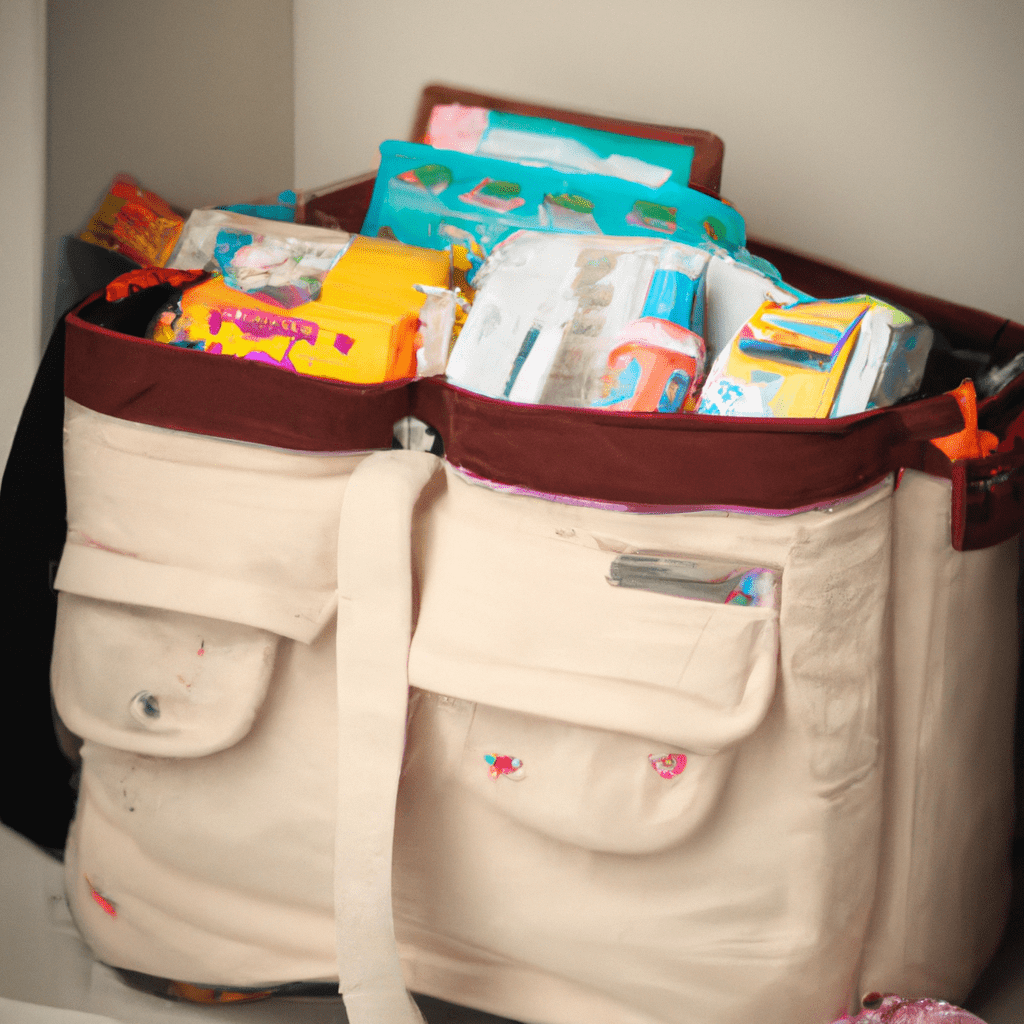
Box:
[362, 141, 747, 272]
[218, 190, 297, 222]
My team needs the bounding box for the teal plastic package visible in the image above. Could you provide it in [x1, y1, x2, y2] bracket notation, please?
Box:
[424, 105, 696, 189]
[218, 190, 297, 222]
[361, 141, 747, 273]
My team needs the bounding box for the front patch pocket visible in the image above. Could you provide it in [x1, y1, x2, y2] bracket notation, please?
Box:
[53, 400, 360, 759]
[52, 593, 279, 758]
[453, 700, 749, 855]
[409, 471, 781, 854]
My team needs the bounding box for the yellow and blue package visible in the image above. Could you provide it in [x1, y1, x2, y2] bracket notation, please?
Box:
[697, 297, 870, 417]
[696, 296, 933, 418]
[159, 235, 451, 384]
[361, 141, 746, 276]
[424, 104, 695, 189]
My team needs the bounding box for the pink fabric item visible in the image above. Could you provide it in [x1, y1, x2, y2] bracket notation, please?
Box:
[834, 995, 987, 1023]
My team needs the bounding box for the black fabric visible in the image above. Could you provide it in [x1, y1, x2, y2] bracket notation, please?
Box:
[0, 317, 75, 850]
[0, 240, 141, 851]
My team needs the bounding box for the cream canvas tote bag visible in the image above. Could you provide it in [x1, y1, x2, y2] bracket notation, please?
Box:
[52, 396, 1018, 1024]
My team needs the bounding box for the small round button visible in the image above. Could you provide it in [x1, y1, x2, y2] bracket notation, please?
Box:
[131, 691, 160, 721]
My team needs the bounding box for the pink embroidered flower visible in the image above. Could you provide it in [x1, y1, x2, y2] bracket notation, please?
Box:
[649, 753, 687, 779]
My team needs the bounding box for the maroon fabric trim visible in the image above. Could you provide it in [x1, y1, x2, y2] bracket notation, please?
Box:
[957, 438, 1024, 552]
[412, 379, 964, 511]
[951, 462, 969, 551]
[919, 410, 1024, 552]
[64, 302, 964, 511]
[64, 307, 410, 452]
[64, 275, 1024, 547]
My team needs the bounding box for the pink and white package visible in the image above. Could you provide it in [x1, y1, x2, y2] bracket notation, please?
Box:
[832, 995, 987, 1024]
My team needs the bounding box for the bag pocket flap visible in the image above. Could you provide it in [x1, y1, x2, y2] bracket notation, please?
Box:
[56, 542, 337, 643]
[52, 544, 305, 758]
[411, 540, 779, 755]
[52, 588, 279, 758]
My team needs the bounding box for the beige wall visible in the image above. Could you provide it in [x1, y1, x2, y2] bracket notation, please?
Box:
[0, 0, 47, 471]
[45, 0, 296, 332]
[294, 0, 1024, 324]
[4, 0, 296, 467]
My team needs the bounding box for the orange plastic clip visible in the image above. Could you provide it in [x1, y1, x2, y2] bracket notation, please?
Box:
[930, 379, 999, 462]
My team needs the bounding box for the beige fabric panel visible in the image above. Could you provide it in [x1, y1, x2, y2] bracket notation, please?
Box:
[859, 470, 1019, 1000]
[63, 621, 341, 987]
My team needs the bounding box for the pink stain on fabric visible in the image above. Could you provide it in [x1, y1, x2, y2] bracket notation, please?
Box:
[485, 754, 523, 779]
[649, 754, 687, 779]
[86, 879, 117, 918]
[80, 534, 138, 558]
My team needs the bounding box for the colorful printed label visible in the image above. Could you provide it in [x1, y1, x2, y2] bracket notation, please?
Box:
[208, 306, 326, 347]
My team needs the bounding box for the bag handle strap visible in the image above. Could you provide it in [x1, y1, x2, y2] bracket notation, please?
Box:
[334, 450, 443, 1024]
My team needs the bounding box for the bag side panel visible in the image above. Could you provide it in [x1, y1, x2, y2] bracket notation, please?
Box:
[859, 470, 1019, 1001]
